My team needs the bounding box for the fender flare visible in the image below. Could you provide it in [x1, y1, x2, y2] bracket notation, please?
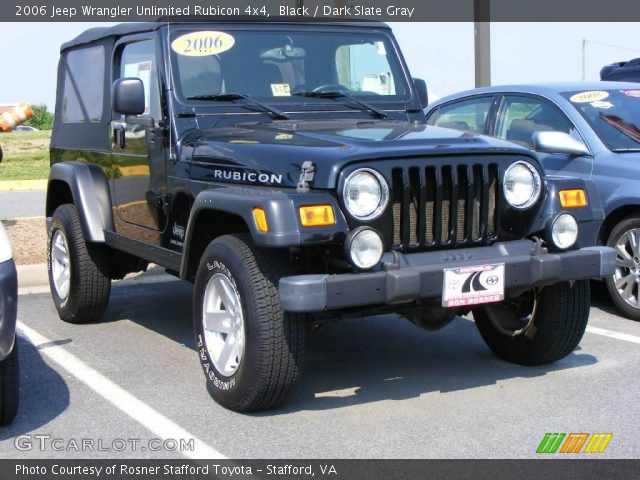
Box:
[47, 161, 114, 243]
[179, 186, 348, 279]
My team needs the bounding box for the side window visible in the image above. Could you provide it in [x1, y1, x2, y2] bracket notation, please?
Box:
[426, 97, 493, 134]
[62, 46, 105, 123]
[496, 96, 576, 148]
[117, 40, 161, 119]
[335, 42, 397, 95]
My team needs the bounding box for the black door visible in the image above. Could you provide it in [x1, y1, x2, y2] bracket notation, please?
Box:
[111, 37, 167, 244]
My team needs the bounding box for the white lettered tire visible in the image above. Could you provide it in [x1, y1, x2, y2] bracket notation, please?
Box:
[193, 234, 305, 412]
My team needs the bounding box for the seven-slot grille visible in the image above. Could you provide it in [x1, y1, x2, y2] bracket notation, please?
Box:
[391, 163, 499, 250]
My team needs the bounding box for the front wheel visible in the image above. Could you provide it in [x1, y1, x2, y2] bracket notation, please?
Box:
[193, 234, 305, 412]
[473, 281, 590, 366]
[605, 216, 640, 321]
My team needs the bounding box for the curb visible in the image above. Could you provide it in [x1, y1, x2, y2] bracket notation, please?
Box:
[1, 215, 45, 222]
[0, 179, 47, 191]
[16, 263, 171, 290]
[16, 263, 48, 288]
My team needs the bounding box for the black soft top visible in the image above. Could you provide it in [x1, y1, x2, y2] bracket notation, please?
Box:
[61, 20, 390, 51]
[61, 23, 162, 51]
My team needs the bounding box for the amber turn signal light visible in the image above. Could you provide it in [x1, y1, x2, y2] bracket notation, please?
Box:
[299, 205, 336, 227]
[253, 208, 268, 232]
[559, 189, 587, 208]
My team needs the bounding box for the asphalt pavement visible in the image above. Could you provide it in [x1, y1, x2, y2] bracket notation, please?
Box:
[0, 190, 46, 219]
[4, 275, 640, 459]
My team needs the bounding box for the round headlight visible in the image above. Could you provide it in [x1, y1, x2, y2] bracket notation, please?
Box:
[503, 161, 542, 209]
[551, 213, 579, 250]
[346, 228, 384, 270]
[343, 168, 389, 220]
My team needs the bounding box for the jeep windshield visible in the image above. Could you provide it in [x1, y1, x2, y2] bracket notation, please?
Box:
[168, 27, 411, 110]
[563, 89, 640, 152]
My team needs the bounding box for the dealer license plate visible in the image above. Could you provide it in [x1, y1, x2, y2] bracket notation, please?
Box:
[442, 263, 505, 308]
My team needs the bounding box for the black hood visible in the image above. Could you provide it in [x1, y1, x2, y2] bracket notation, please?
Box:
[184, 120, 536, 189]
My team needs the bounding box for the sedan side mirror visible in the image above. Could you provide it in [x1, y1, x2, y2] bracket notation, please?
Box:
[112, 78, 145, 116]
[532, 131, 591, 157]
[413, 78, 429, 109]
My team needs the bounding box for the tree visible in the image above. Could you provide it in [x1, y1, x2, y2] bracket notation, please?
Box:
[24, 104, 54, 130]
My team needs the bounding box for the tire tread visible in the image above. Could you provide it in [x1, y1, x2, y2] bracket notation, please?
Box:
[49, 204, 110, 323]
[474, 280, 590, 366]
[200, 233, 304, 411]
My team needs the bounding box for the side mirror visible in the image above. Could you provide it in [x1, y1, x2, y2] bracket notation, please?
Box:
[112, 78, 145, 116]
[413, 78, 429, 109]
[532, 131, 591, 157]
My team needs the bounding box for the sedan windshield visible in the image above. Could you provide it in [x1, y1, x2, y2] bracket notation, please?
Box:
[563, 89, 640, 151]
[168, 28, 410, 105]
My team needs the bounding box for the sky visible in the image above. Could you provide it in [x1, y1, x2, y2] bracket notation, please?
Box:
[2, 22, 640, 109]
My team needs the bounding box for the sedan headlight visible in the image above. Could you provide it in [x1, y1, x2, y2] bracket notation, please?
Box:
[503, 161, 542, 209]
[343, 168, 389, 220]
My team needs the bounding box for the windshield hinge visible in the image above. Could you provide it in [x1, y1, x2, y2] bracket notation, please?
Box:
[296, 161, 316, 193]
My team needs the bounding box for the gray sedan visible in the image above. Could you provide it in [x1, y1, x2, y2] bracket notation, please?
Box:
[0, 222, 18, 425]
[425, 82, 640, 320]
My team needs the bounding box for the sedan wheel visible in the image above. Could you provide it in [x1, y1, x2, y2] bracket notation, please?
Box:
[605, 216, 640, 321]
[612, 228, 640, 309]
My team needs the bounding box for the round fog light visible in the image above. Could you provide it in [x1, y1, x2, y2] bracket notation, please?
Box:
[346, 228, 384, 270]
[551, 213, 579, 250]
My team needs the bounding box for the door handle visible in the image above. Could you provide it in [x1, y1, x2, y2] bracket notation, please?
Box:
[113, 124, 125, 149]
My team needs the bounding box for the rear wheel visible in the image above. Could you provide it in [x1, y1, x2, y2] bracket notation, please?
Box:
[193, 234, 305, 412]
[473, 281, 590, 366]
[0, 341, 19, 425]
[605, 216, 640, 321]
[48, 204, 111, 323]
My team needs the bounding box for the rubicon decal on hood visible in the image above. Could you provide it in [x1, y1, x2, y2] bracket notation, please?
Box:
[208, 167, 284, 185]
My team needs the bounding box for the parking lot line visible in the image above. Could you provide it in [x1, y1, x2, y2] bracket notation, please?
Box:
[16, 321, 226, 460]
[586, 326, 640, 345]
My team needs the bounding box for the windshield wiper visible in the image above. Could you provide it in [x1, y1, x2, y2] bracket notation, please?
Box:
[612, 148, 640, 153]
[292, 91, 387, 119]
[186, 93, 289, 120]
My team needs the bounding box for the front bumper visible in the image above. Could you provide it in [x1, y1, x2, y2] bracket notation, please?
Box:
[0, 259, 17, 361]
[279, 240, 615, 313]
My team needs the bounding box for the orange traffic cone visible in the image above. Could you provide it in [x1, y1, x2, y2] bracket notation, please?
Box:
[0, 103, 33, 132]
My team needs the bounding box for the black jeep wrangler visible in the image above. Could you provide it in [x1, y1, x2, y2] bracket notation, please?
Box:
[47, 21, 615, 412]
